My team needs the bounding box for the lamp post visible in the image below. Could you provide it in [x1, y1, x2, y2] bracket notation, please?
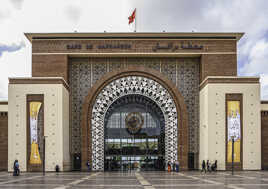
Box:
[43, 136, 47, 176]
[231, 136, 235, 175]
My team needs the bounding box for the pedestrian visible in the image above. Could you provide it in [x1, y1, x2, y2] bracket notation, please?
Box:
[207, 160, 211, 173]
[201, 160, 206, 173]
[86, 160, 90, 172]
[211, 160, 217, 172]
[137, 162, 141, 172]
[175, 161, 180, 172]
[167, 161, 171, 172]
[173, 161, 176, 172]
[214, 160, 217, 172]
[55, 165, 60, 175]
[13, 160, 20, 176]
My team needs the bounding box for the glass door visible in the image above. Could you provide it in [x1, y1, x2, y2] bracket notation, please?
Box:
[104, 95, 165, 171]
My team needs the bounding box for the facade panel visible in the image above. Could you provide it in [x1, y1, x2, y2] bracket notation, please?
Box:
[69, 57, 200, 168]
[200, 81, 261, 170]
[3, 32, 264, 171]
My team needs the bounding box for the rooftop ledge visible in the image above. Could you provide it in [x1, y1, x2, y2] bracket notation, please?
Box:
[200, 76, 260, 90]
[9, 77, 69, 91]
[24, 32, 244, 43]
[261, 101, 268, 104]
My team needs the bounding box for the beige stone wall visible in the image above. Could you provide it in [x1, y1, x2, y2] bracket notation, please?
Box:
[200, 82, 261, 170]
[261, 103, 268, 111]
[0, 104, 8, 112]
[199, 86, 209, 168]
[62, 86, 70, 171]
[8, 82, 70, 172]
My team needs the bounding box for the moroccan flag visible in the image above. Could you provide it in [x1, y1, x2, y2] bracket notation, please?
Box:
[128, 8, 136, 24]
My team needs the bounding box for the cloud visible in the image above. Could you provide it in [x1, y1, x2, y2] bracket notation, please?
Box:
[129, 0, 208, 32]
[240, 39, 268, 76]
[260, 74, 268, 100]
[0, 41, 25, 57]
[0, 82, 8, 101]
[127, 0, 268, 100]
[0, 40, 31, 101]
[64, 5, 81, 24]
[10, 0, 24, 10]
[239, 38, 268, 100]
[0, 0, 268, 100]
[0, 9, 11, 22]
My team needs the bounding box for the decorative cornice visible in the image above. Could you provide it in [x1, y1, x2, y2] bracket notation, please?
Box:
[9, 77, 69, 91]
[0, 101, 8, 105]
[261, 101, 268, 104]
[32, 52, 236, 57]
[200, 76, 260, 91]
[25, 32, 244, 43]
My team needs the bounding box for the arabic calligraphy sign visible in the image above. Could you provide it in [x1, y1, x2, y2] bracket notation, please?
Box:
[152, 42, 203, 52]
[66, 41, 204, 52]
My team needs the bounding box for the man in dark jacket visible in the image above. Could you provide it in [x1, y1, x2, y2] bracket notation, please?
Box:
[13, 160, 20, 176]
[86, 161, 90, 172]
[207, 160, 211, 173]
[211, 160, 217, 172]
[201, 160, 206, 173]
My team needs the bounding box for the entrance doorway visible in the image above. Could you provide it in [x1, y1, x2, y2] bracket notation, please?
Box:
[104, 95, 165, 171]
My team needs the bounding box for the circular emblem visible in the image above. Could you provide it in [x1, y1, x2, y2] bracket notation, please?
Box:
[125, 112, 144, 134]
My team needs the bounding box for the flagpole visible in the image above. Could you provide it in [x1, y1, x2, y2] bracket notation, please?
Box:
[135, 8, 137, 32]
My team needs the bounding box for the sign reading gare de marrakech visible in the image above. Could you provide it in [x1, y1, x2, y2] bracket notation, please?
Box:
[0, 32, 267, 173]
[66, 42, 204, 51]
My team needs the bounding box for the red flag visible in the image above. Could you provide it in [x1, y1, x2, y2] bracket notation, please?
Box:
[128, 8, 136, 24]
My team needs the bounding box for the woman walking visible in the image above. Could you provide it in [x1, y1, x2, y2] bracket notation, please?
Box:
[167, 161, 171, 172]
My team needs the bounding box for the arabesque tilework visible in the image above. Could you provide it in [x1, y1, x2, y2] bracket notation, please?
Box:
[69, 57, 199, 168]
[91, 76, 178, 170]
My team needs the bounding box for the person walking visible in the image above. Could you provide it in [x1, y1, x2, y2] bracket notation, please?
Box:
[207, 160, 211, 173]
[86, 160, 90, 172]
[214, 160, 217, 172]
[13, 160, 20, 176]
[175, 161, 180, 172]
[211, 160, 217, 172]
[201, 160, 206, 173]
[167, 161, 171, 172]
[55, 165, 60, 175]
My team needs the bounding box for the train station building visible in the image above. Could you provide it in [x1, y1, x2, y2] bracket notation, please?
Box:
[0, 32, 268, 172]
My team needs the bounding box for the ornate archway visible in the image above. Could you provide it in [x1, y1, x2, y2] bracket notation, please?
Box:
[81, 66, 189, 170]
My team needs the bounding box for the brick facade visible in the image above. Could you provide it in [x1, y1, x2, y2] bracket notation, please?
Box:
[200, 54, 237, 81]
[32, 55, 68, 82]
[31, 39, 236, 54]
[27, 33, 241, 170]
[262, 111, 268, 170]
[32, 40, 237, 84]
[0, 112, 8, 171]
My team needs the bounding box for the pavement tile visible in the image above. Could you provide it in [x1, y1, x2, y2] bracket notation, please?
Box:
[0, 171, 267, 189]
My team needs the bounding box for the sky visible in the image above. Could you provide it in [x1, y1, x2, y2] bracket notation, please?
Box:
[0, 0, 268, 100]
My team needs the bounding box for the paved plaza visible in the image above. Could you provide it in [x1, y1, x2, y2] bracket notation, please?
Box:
[0, 171, 268, 189]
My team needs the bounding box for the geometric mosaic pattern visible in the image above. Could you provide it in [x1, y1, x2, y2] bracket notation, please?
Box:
[69, 57, 199, 167]
[176, 59, 200, 154]
[69, 59, 92, 154]
[91, 76, 178, 170]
